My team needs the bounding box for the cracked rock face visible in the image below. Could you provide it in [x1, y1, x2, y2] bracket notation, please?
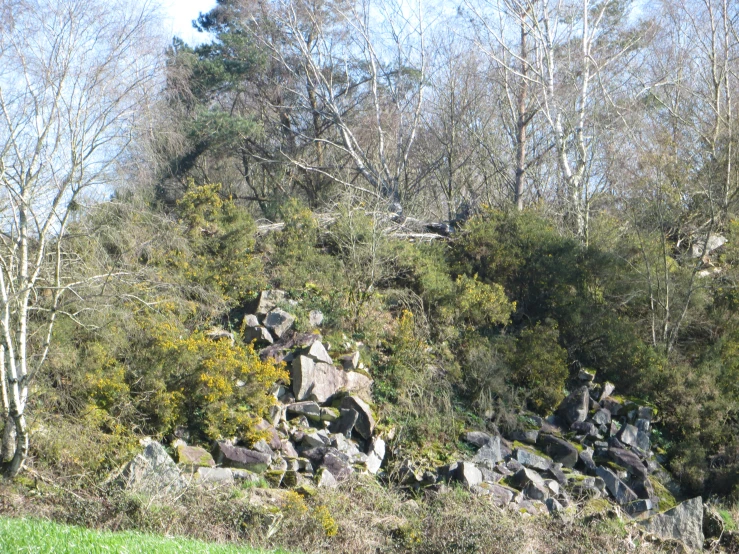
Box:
[641, 497, 704, 551]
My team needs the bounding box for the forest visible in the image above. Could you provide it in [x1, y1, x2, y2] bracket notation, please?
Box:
[2, 0, 739, 551]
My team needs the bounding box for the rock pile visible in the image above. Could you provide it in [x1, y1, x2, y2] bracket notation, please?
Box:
[121, 290, 385, 494]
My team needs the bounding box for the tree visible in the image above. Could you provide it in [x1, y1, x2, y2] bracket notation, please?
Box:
[0, 0, 161, 476]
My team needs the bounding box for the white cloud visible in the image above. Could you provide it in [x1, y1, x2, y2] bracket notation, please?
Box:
[159, 0, 217, 46]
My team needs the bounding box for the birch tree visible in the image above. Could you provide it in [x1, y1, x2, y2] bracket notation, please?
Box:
[0, 0, 161, 476]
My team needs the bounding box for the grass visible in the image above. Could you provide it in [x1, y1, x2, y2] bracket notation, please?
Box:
[0, 517, 289, 554]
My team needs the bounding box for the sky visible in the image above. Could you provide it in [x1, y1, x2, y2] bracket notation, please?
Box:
[159, 0, 218, 45]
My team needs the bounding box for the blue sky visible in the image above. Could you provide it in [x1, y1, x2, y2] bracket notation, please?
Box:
[160, 0, 217, 45]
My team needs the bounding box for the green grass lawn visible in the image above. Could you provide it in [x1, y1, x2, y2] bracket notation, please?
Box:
[0, 517, 289, 553]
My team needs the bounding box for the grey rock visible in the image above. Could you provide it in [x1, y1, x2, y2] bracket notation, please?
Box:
[176, 444, 215, 468]
[341, 396, 376, 439]
[303, 341, 333, 365]
[339, 352, 360, 371]
[264, 308, 295, 338]
[545, 464, 568, 486]
[280, 440, 299, 459]
[511, 430, 538, 444]
[214, 442, 271, 473]
[251, 290, 286, 316]
[635, 429, 651, 452]
[599, 382, 616, 401]
[255, 419, 283, 451]
[486, 483, 515, 507]
[473, 437, 503, 465]
[512, 467, 545, 490]
[546, 497, 565, 514]
[456, 462, 483, 488]
[196, 467, 234, 485]
[558, 386, 590, 424]
[251, 439, 274, 456]
[232, 469, 262, 482]
[616, 423, 639, 447]
[537, 434, 578, 468]
[514, 448, 551, 471]
[506, 459, 524, 473]
[626, 498, 654, 515]
[691, 234, 727, 258]
[596, 466, 638, 505]
[601, 397, 623, 416]
[464, 431, 495, 448]
[638, 406, 654, 421]
[291, 356, 370, 403]
[592, 409, 612, 426]
[315, 467, 338, 488]
[329, 408, 359, 437]
[322, 451, 352, 481]
[366, 437, 385, 474]
[121, 440, 185, 496]
[578, 369, 596, 382]
[608, 447, 648, 479]
[287, 401, 322, 421]
[319, 407, 340, 422]
[244, 326, 274, 345]
[641, 497, 704, 551]
[260, 332, 321, 363]
[301, 430, 331, 448]
[571, 421, 598, 436]
[578, 448, 597, 473]
[243, 314, 260, 328]
[524, 480, 550, 501]
[636, 418, 651, 433]
[309, 310, 324, 327]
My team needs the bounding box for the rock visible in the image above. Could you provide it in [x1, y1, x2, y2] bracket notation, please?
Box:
[578, 369, 596, 382]
[339, 352, 360, 370]
[599, 382, 616, 401]
[537, 434, 578, 468]
[214, 441, 271, 473]
[635, 429, 651, 452]
[608, 447, 648, 479]
[291, 356, 371, 403]
[244, 326, 274, 345]
[456, 462, 483, 488]
[545, 464, 568, 486]
[251, 290, 286, 316]
[176, 445, 215, 468]
[511, 430, 538, 444]
[546, 497, 564, 514]
[195, 467, 234, 485]
[616, 423, 639, 447]
[464, 431, 495, 448]
[515, 448, 550, 471]
[344, 371, 373, 398]
[626, 498, 654, 515]
[309, 310, 324, 327]
[301, 430, 331, 448]
[641, 497, 704, 551]
[601, 397, 623, 416]
[512, 467, 545, 489]
[571, 421, 598, 436]
[315, 467, 338, 488]
[120, 440, 186, 496]
[243, 314, 260, 328]
[366, 437, 385, 474]
[486, 483, 515, 507]
[638, 406, 654, 421]
[596, 466, 638, 505]
[341, 396, 376, 439]
[319, 407, 340, 422]
[329, 408, 359, 437]
[260, 332, 321, 363]
[691, 234, 727, 258]
[322, 451, 352, 481]
[331, 434, 360, 457]
[524, 480, 550, 501]
[592, 409, 612, 426]
[264, 308, 295, 338]
[636, 418, 651, 433]
[251, 439, 275, 456]
[578, 448, 597, 473]
[558, 386, 589, 424]
[473, 437, 503, 465]
[287, 401, 322, 421]
[303, 341, 333, 365]
[256, 419, 282, 451]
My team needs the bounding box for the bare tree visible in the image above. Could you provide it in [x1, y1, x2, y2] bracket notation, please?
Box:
[0, 0, 162, 476]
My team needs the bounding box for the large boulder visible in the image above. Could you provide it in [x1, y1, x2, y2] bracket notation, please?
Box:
[473, 436, 503, 466]
[558, 386, 590, 425]
[303, 341, 333, 365]
[456, 462, 483, 488]
[640, 497, 704, 552]
[464, 431, 496, 448]
[608, 447, 648, 479]
[291, 356, 372, 403]
[514, 448, 551, 471]
[286, 401, 322, 421]
[537, 434, 578, 468]
[366, 437, 386, 474]
[120, 440, 186, 496]
[341, 395, 376, 439]
[264, 308, 295, 339]
[329, 408, 359, 437]
[214, 441, 271, 473]
[176, 444, 215, 468]
[250, 290, 286, 316]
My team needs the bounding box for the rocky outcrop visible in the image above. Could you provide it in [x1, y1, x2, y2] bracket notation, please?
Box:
[120, 440, 186, 496]
[641, 497, 704, 551]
